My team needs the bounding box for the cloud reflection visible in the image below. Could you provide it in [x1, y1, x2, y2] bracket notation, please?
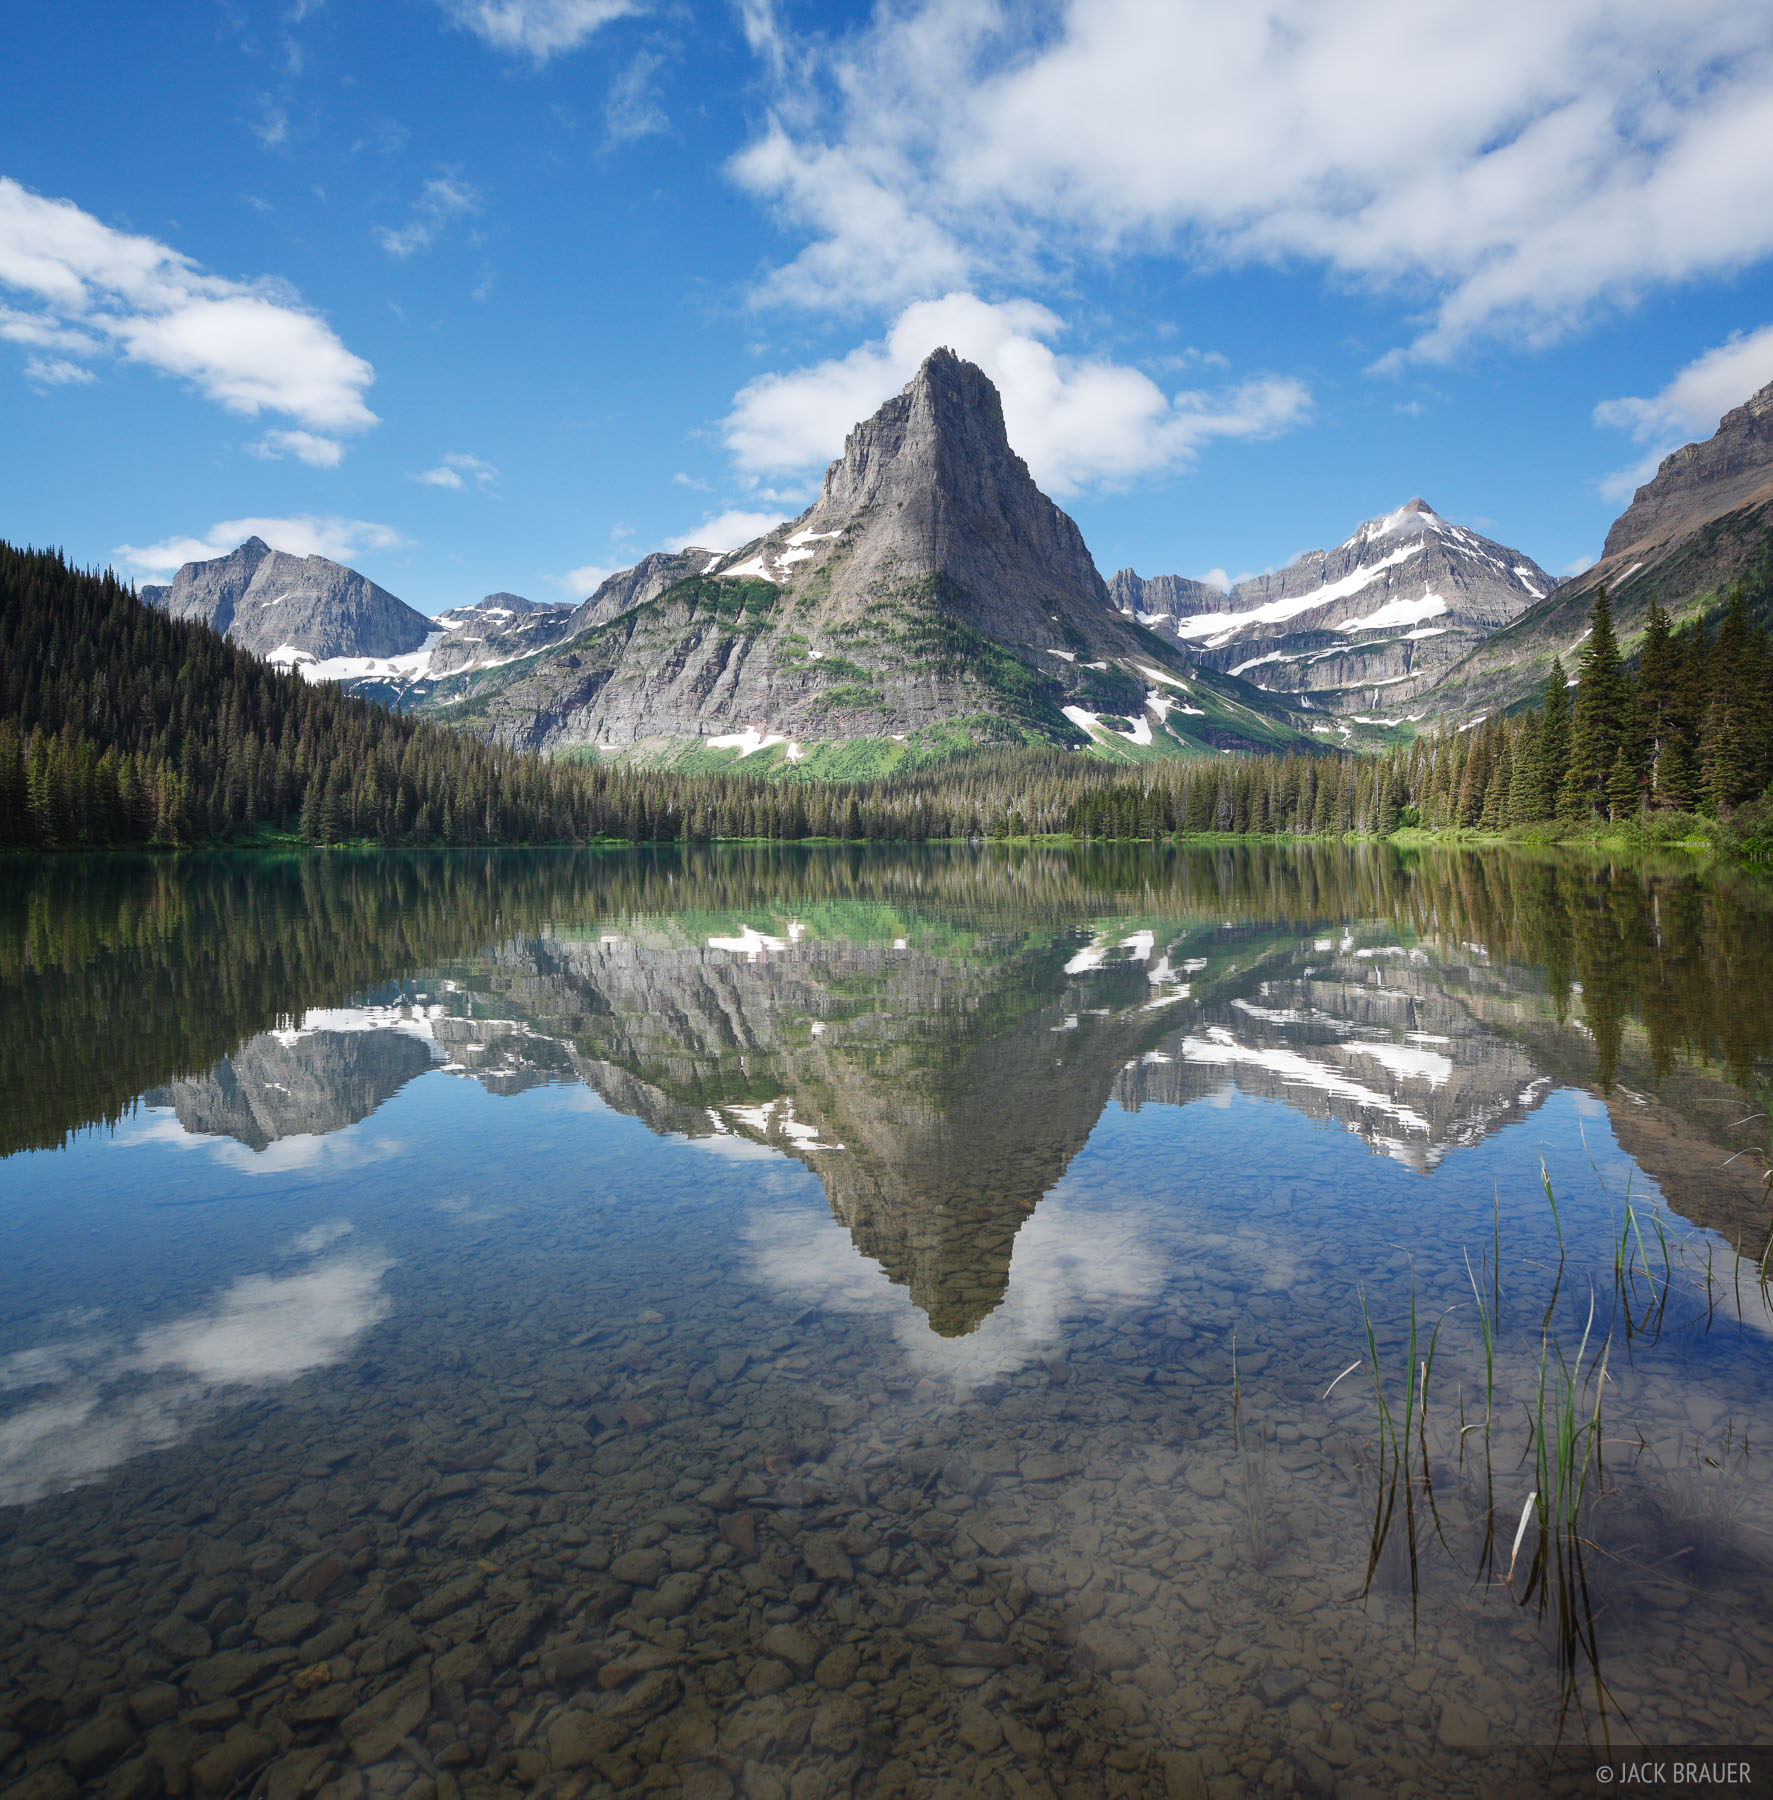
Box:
[118, 1108, 408, 1176]
[0, 1247, 393, 1507]
[747, 1194, 1189, 1380]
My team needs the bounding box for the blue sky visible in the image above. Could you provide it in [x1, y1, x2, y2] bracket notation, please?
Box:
[4, 0, 1772, 614]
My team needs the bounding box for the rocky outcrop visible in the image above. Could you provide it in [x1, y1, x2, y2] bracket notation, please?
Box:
[1110, 501, 1550, 720]
[419, 351, 1317, 760]
[1412, 381, 1773, 722]
[424, 593, 577, 678]
[142, 537, 432, 662]
[565, 551, 717, 633]
[1104, 570, 1222, 619]
[1602, 380, 1773, 562]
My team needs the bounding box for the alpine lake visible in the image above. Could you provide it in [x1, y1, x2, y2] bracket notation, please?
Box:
[3, 844, 1772, 1800]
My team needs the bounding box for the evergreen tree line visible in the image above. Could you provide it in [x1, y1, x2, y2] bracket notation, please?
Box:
[0, 544, 659, 850]
[3, 543, 1769, 851]
[1386, 578, 1773, 833]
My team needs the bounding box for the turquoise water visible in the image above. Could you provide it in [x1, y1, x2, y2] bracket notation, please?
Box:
[2, 846, 1771, 1800]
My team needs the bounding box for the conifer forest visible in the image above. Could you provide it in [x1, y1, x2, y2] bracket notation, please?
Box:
[3, 542, 1770, 852]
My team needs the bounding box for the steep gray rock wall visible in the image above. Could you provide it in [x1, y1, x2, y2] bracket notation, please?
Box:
[142, 536, 432, 661]
[566, 550, 717, 633]
[1602, 380, 1773, 560]
[1105, 570, 1223, 620]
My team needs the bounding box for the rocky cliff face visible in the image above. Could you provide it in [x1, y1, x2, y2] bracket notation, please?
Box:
[142, 537, 433, 663]
[420, 351, 1319, 761]
[1603, 380, 1773, 562]
[1110, 501, 1550, 723]
[565, 551, 717, 633]
[1412, 380, 1773, 722]
[1104, 570, 1222, 619]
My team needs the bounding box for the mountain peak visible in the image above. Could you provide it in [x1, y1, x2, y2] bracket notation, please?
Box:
[1603, 374, 1773, 561]
[810, 347, 1024, 521]
[144, 535, 429, 662]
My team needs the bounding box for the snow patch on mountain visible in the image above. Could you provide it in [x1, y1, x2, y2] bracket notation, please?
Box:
[1335, 592, 1448, 633]
[1171, 542, 1427, 644]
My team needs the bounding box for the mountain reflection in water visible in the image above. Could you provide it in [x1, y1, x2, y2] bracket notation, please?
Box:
[9, 844, 1767, 1337]
[6, 843, 1773, 1790]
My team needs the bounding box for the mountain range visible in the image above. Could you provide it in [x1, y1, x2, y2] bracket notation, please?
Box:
[1108, 500, 1551, 723]
[141, 881, 1769, 1339]
[140, 358, 1773, 760]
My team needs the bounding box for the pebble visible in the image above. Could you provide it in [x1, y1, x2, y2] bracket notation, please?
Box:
[190, 1726, 275, 1799]
[757, 1626, 822, 1678]
[341, 1672, 431, 1765]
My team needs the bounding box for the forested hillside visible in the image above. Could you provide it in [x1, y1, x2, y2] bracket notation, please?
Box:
[2, 544, 1768, 851]
[0, 544, 638, 848]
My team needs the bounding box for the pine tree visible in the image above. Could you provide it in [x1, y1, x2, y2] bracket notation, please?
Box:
[1703, 588, 1759, 813]
[1527, 660, 1571, 820]
[1506, 712, 1539, 824]
[1560, 586, 1628, 819]
[1637, 601, 1681, 807]
[1481, 739, 1511, 830]
[1605, 745, 1640, 821]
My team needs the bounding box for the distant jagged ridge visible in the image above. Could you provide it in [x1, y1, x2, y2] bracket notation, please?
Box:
[1109, 500, 1551, 722]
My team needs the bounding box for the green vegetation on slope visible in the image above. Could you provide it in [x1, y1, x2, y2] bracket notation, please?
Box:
[3, 546, 1767, 855]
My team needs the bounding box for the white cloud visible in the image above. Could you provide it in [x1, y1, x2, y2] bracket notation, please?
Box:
[1593, 447, 1669, 506]
[731, 0, 1773, 363]
[558, 562, 619, 595]
[414, 450, 499, 489]
[250, 427, 346, 467]
[606, 50, 668, 143]
[135, 1255, 393, 1384]
[441, 0, 639, 61]
[114, 515, 408, 576]
[1595, 326, 1773, 441]
[376, 177, 481, 258]
[1592, 325, 1773, 501]
[0, 177, 377, 433]
[723, 292, 1310, 495]
[253, 100, 290, 149]
[666, 509, 787, 553]
[290, 1219, 355, 1255]
[23, 355, 95, 387]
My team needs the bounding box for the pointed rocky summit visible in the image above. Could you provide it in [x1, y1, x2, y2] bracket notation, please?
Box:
[142, 536, 431, 663]
[427, 349, 1318, 761]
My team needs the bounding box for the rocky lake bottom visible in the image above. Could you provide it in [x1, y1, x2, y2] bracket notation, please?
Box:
[2, 847, 1771, 1800]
